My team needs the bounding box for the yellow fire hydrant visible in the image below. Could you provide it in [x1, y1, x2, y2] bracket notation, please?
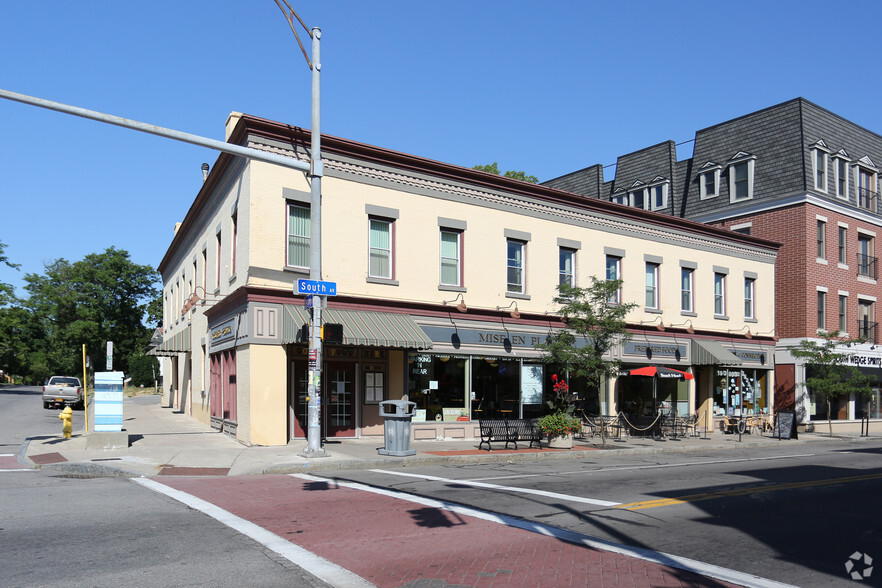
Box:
[58, 406, 73, 439]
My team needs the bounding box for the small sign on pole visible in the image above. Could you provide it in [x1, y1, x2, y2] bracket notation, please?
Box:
[106, 341, 113, 371]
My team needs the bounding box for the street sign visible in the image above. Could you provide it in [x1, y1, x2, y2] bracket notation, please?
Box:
[297, 279, 337, 296]
[304, 294, 314, 309]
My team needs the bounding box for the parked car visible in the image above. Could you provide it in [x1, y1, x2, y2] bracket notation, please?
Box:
[42, 376, 83, 410]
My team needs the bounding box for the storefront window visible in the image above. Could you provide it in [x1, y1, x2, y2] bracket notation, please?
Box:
[472, 357, 520, 419]
[856, 389, 881, 419]
[619, 374, 687, 416]
[713, 369, 767, 417]
[407, 354, 467, 422]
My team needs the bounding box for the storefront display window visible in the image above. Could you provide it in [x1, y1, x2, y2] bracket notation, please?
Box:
[856, 389, 881, 419]
[407, 354, 467, 422]
[472, 357, 520, 419]
[713, 369, 767, 416]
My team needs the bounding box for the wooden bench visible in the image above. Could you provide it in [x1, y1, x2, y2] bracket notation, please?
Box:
[478, 418, 542, 451]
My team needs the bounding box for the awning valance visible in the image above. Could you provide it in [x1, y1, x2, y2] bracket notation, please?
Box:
[148, 326, 191, 356]
[692, 339, 742, 366]
[282, 306, 433, 349]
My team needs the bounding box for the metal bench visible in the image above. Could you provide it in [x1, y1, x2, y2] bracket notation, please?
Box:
[478, 418, 541, 451]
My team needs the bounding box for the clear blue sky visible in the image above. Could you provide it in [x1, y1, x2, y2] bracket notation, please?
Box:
[3, 1, 882, 297]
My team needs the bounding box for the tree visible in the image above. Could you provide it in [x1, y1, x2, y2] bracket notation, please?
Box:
[538, 278, 637, 413]
[22, 247, 159, 377]
[789, 331, 872, 436]
[473, 162, 539, 184]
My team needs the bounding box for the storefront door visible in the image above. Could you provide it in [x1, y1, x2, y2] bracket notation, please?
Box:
[290, 360, 357, 439]
[325, 361, 356, 437]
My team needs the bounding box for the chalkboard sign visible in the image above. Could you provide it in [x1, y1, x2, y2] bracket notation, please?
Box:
[773, 411, 797, 440]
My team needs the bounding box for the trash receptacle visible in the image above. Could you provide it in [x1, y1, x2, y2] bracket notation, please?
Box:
[378, 399, 417, 456]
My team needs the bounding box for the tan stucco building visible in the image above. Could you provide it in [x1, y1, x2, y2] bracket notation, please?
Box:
[154, 113, 780, 446]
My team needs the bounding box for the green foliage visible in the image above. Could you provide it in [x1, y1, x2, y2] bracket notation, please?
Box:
[128, 352, 160, 387]
[536, 411, 581, 438]
[472, 162, 538, 184]
[10, 247, 160, 379]
[538, 278, 637, 401]
[789, 331, 872, 435]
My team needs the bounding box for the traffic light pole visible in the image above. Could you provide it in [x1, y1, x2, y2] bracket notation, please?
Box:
[302, 27, 326, 458]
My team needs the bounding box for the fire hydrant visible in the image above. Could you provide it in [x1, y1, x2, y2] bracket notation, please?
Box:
[58, 406, 73, 439]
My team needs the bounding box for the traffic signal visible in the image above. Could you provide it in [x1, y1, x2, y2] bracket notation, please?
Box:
[322, 323, 344, 344]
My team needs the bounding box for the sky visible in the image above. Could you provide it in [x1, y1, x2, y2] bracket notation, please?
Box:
[3, 1, 882, 298]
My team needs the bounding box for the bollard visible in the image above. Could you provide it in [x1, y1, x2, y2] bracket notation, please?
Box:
[58, 406, 73, 438]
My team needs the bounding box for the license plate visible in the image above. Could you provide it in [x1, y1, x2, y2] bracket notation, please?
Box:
[55, 398, 64, 402]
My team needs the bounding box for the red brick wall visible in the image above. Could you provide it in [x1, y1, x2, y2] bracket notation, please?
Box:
[716, 203, 880, 340]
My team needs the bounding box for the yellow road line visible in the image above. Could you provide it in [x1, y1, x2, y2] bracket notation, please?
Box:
[614, 472, 882, 511]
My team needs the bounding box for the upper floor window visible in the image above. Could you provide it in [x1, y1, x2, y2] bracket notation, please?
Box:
[611, 191, 627, 205]
[834, 152, 850, 199]
[629, 187, 647, 210]
[605, 254, 622, 304]
[650, 182, 669, 211]
[369, 218, 394, 279]
[858, 233, 876, 279]
[838, 225, 847, 265]
[439, 229, 462, 287]
[215, 231, 222, 290]
[645, 262, 660, 309]
[817, 219, 826, 260]
[699, 163, 721, 200]
[714, 272, 727, 317]
[812, 144, 828, 192]
[559, 247, 576, 288]
[231, 210, 238, 277]
[856, 161, 878, 213]
[287, 203, 310, 269]
[728, 152, 756, 202]
[839, 294, 848, 333]
[506, 239, 526, 294]
[858, 298, 876, 342]
[680, 267, 694, 313]
[744, 277, 756, 320]
[817, 289, 827, 331]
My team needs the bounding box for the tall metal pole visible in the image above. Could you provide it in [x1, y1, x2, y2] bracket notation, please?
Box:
[303, 27, 326, 457]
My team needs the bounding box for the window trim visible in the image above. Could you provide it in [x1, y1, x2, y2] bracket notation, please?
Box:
[506, 238, 527, 295]
[680, 261, 696, 314]
[713, 271, 728, 318]
[816, 218, 827, 261]
[817, 287, 828, 333]
[649, 181, 670, 211]
[439, 228, 463, 288]
[644, 261, 660, 310]
[699, 163, 721, 200]
[811, 143, 829, 193]
[727, 153, 756, 203]
[558, 245, 577, 289]
[286, 201, 311, 271]
[833, 152, 851, 200]
[368, 216, 396, 283]
[838, 224, 848, 267]
[605, 254, 623, 305]
[838, 292, 849, 335]
[744, 276, 756, 320]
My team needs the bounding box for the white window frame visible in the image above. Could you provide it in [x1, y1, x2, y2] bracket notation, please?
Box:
[506, 239, 526, 294]
[286, 202, 311, 270]
[812, 144, 829, 193]
[744, 277, 756, 320]
[714, 272, 727, 317]
[728, 153, 756, 203]
[817, 287, 828, 333]
[649, 181, 669, 211]
[838, 292, 849, 335]
[699, 164, 721, 200]
[645, 262, 660, 310]
[855, 161, 878, 213]
[629, 187, 648, 210]
[439, 229, 462, 287]
[611, 191, 628, 205]
[816, 217, 827, 261]
[605, 254, 622, 304]
[559, 247, 576, 288]
[680, 267, 694, 313]
[838, 223, 848, 267]
[369, 217, 394, 280]
[833, 152, 850, 200]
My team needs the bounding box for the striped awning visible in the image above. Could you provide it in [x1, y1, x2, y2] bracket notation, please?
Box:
[692, 339, 742, 366]
[148, 326, 191, 356]
[282, 306, 433, 349]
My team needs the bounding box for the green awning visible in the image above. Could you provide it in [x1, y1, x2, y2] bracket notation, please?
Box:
[148, 326, 191, 356]
[282, 306, 433, 349]
[692, 339, 742, 366]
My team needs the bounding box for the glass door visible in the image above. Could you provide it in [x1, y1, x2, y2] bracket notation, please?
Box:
[325, 361, 356, 437]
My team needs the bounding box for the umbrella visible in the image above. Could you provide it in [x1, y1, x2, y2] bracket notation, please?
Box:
[628, 366, 694, 412]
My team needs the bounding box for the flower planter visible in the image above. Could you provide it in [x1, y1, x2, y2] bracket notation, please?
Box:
[547, 432, 573, 449]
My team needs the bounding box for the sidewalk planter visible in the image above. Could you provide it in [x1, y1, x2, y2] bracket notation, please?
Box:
[547, 432, 573, 449]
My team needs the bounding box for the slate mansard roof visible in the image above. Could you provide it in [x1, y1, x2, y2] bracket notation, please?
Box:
[544, 98, 882, 223]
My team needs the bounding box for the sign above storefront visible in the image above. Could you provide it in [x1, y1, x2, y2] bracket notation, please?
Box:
[623, 341, 687, 361]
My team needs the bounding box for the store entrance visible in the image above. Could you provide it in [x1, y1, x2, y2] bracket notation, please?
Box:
[290, 359, 357, 439]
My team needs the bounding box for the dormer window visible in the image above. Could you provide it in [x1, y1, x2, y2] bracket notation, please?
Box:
[611, 190, 628, 205]
[855, 156, 878, 213]
[833, 150, 851, 200]
[628, 183, 648, 210]
[649, 177, 669, 211]
[699, 162, 721, 200]
[811, 141, 830, 193]
[727, 152, 756, 203]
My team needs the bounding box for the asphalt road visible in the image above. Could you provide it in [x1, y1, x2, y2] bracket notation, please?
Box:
[314, 440, 882, 587]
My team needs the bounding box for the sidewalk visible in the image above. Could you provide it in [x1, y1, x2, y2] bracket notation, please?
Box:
[21, 395, 868, 478]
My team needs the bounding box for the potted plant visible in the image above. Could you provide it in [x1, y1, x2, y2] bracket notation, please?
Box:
[536, 375, 581, 448]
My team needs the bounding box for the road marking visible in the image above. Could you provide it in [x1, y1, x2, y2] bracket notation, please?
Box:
[615, 472, 882, 511]
[368, 468, 620, 506]
[133, 478, 373, 588]
[468, 453, 817, 482]
[293, 473, 795, 588]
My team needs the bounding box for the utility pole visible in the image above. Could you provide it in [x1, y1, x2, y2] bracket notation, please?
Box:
[276, 1, 326, 457]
